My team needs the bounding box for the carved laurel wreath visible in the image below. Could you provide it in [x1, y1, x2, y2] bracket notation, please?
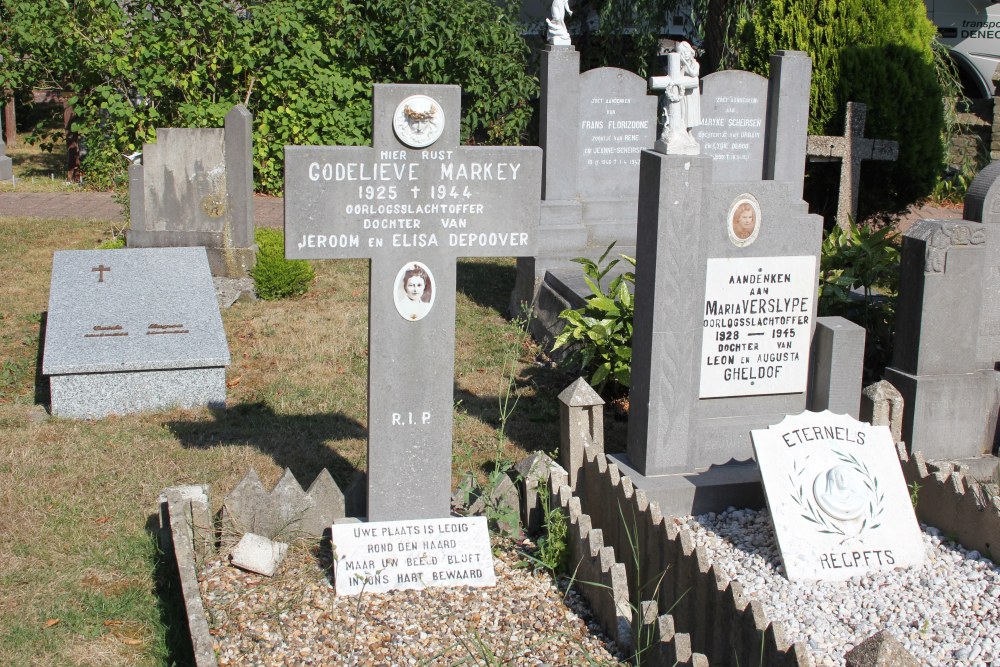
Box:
[403, 105, 437, 122]
[787, 450, 885, 540]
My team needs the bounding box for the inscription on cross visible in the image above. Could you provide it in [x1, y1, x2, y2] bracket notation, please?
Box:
[806, 102, 899, 229]
[285, 84, 542, 521]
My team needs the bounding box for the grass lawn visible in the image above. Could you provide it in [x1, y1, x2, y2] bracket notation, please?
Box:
[0, 214, 629, 665]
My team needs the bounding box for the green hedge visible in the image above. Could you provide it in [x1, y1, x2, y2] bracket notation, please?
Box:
[737, 0, 944, 216]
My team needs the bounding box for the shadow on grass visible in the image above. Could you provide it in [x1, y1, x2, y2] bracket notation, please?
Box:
[166, 403, 364, 490]
[457, 259, 516, 315]
[145, 514, 196, 667]
[34, 312, 50, 406]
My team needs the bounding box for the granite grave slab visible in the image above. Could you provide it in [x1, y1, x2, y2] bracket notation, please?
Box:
[43, 247, 230, 418]
[284, 84, 541, 521]
[751, 410, 925, 582]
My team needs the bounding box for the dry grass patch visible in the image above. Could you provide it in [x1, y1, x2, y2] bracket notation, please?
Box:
[0, 216, 585, 664]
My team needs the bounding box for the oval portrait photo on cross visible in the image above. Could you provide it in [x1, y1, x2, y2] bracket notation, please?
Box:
[394, 261, 435, 321]
[727, 194, 761, 247]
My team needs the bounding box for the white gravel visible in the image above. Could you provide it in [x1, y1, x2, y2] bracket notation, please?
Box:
[684, 507, 1000, 666]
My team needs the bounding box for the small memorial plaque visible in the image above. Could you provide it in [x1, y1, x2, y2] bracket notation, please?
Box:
[330, 516, 496, 595]
[752, 411, 925, 582]
[700, 255, 815, 398]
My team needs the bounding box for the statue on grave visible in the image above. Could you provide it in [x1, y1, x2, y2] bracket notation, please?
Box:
[649, 42, 701, 155]
[546, 0, 572, 46]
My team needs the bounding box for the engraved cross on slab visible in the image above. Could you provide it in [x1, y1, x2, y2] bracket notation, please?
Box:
[92, 264, 111, 282]
[284, 84, 542, 521]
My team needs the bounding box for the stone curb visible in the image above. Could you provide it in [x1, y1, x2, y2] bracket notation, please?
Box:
[159, 487, 218, 667]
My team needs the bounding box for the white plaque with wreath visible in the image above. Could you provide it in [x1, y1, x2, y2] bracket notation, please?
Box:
[751, 410, 926, 582]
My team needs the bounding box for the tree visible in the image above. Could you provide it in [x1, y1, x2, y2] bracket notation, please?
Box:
[737, 0, 945, 217]
[0, 0, 537, 194]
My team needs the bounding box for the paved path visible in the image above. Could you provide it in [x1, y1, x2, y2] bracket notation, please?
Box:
[0, 192, 285, 228]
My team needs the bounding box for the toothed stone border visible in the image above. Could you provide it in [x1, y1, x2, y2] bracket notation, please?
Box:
[863, 379, 1000, 561]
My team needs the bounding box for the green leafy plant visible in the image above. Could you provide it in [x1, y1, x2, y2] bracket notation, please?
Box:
[818, 218, 899, 382]
[527, 481, 569, 576]
[0, 0, 536, 194]
[737, 0, 945, 217]
[909, 480, 922, 510]
[250, 228, 315, 300]
[552, 243, 635, 398]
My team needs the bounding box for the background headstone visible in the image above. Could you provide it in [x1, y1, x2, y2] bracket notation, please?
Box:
[519, 50, 815, 351]
[42, 247, 230, 418]
[284, 84, 541, 521]
[128, 105, 256, 278]
[752, 411, 925, 582]
[512, 47, 656, 340]
[883, 216, 1000, 459]
[693, 70, 768, 182]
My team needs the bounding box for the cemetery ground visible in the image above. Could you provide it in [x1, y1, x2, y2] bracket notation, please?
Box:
[0, 214, 628, 665]
[0, 143, 89, 193]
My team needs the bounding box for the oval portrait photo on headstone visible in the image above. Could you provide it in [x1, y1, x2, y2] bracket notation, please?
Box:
[727, 194, 761, 247]
[393, 95, 445, 149]
[394, 261, 435, 322]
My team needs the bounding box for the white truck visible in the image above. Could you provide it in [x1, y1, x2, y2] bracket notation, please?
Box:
[926, 0, 1000, 97]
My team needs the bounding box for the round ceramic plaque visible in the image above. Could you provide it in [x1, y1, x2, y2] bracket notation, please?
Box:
[392, 95, 445, 148]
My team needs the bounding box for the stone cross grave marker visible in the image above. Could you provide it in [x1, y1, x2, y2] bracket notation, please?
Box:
[42, 247, 231, 419]
[752, 410, 925, 582]
[806, 102, 899, 229]
[285, 84, 542, 522]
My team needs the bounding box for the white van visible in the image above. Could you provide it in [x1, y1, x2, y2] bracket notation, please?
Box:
[926, 0, 1000, 97]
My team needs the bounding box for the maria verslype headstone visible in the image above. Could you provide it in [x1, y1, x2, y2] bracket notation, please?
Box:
[285, 84, 542, 521]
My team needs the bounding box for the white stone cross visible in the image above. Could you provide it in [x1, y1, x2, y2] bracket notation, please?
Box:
[806, 102, 899, 230]
[284, 84, 542, 522]
[649, 47, 701, 155]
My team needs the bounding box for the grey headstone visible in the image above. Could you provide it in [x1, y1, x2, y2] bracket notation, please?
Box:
[127, 105, 256, 278]
[512, 49, 659, 322]
[284, 84, 541, 521]
[807, 316, 865, 418]
[42, 247, 230, 419]
[694, 70, 768, 182]
[763, 51, 812, 192]
[614, 60, 856, 515]
[884, 218, 1000, 458]
[577, 67, 657, 199]
[626, 152, 822, 476]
